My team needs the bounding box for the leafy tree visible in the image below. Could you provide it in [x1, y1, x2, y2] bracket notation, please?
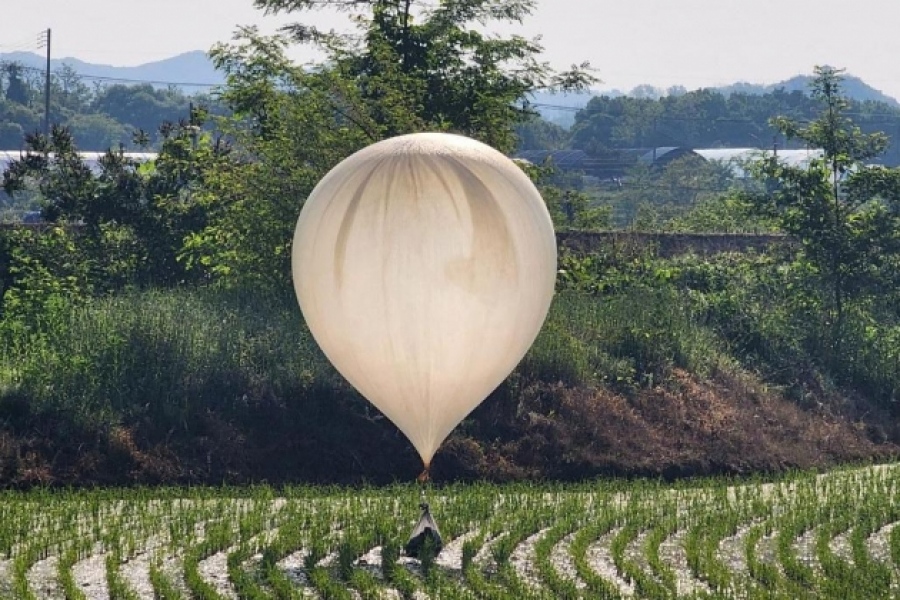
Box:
[664, 192, 776, 234]
[0, 225, 92, 326]
[53, 64, 93, 114]
[612, 161, 655, 226]
[629, 84, 663, 100]
[516, 160, 610, 230]
[3, 62, 30, 105]
[514, 114, 568, 151]
[255, 0, 594, 151]
[746, 66, 900, 355]
[177, 30, 372, 286]
[655, 154, 735, 208]
[0, 65, 219, 151]
[65, 113, 130, 150]
[186, 0, 595, 286]
[570, 95, 660, 152]
[2, 115, 227, 291]
[91, 84, 192, 144]
[594, 156, 736, 229]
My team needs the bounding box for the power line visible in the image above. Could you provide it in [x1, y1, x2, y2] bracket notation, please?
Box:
[531, 103, 900, 121]
[4, 60, 900, 123]
[606, 182, 749, 194]
[0, 31, 43, 53]
[15, 64, 220, 89]
[0, 42, 42, 55]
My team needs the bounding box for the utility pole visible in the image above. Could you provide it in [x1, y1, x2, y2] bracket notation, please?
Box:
[37, 28, 51, 138]
[44, 29, 51, 137]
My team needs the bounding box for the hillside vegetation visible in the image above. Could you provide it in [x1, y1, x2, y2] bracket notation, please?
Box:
[0, 244, 895, 486]
[0, 0, 899, 488]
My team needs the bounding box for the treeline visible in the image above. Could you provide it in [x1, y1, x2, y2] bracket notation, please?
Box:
[0, 61, 216, 150]
[5, 54, 900, 170]
[519, 87, 900, 166]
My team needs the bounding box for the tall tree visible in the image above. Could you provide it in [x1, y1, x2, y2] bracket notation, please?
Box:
[185, 0, 594, 286]
[3, 63, 31, 105]
[746, 66, 900, 356]
[514, 115, 568, 151]
[91, 84, 193, 143]
[2, 114, 226, 290]
[53, 64, 93, 114]
[253, 0, 594, 152]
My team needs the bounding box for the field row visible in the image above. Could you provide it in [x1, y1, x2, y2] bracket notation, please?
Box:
[1, 464, 899, 599]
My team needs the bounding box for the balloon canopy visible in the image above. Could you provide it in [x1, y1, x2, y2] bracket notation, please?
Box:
[292, 132, 557, 468]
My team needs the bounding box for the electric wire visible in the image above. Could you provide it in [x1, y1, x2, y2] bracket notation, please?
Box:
[0, 30, 43, 53]
[12, 64, 220, 89]
[531, 102, 900, 121]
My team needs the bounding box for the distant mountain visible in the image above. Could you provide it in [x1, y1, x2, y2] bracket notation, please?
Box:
[0, 50, 224, 90]
[3, 50, 897, 120]
[718, 73, 900, 108]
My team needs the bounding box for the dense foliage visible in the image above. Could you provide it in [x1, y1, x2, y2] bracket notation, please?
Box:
[566, 86, 900, 166]
[0, 246, 894, 486]
[742, 67, 900, 367]
[0, 1, 898, 487]
[0, 60, 217, 150]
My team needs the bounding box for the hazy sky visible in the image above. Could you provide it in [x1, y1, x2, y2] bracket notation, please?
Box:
[4, 0, 900, 98]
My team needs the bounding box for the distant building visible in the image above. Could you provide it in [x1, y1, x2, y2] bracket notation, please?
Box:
[513, 146, 825, 183]
[0, 151, 158, 175]
[693, 148, 824, 179]
[514, 147, 698, 181]
[0, 151, 158, 222]
[22, 211, 42, 224]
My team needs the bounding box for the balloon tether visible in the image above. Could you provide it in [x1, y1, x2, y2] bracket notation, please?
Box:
[417, 464, 430, 505]
[417, 465, 430, 484]
[405, 463, 443, 558]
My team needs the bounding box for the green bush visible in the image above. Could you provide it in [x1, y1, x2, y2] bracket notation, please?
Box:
[0, 286, 339, 433]
[522, 287, 725, 389]
[2, 242, 898, 470]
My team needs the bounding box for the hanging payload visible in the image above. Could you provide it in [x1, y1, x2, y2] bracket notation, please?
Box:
[291, 132, 557, 476]
[404, 503, 443, 558]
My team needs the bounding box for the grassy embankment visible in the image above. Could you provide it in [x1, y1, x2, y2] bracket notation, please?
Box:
[0, 239, 897, 487]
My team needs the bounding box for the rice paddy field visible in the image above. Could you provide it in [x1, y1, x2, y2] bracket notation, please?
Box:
[2, 463, 900, 599]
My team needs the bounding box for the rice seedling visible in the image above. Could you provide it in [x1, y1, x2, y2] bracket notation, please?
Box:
[0, 464, 898, 598]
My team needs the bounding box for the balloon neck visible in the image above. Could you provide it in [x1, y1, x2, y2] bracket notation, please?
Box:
[417, 465, 431, 484]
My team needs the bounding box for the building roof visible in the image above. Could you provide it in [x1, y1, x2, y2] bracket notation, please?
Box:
[514, 147, 700, 179]
[637, 147, 686, 164]
[0, 151, 158, 175]
[694, 148, 824, 177]
[513, 149, 590, 170]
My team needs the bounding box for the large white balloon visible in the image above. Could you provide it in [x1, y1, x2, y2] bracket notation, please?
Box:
[292, 132, 556, 468]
